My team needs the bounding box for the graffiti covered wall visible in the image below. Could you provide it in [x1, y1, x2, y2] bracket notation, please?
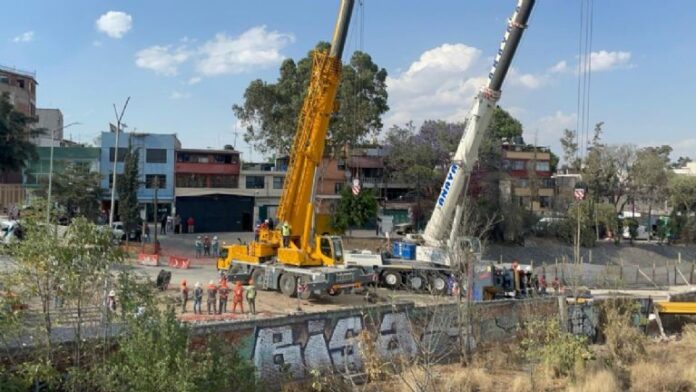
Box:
[191, 298, 559, 381]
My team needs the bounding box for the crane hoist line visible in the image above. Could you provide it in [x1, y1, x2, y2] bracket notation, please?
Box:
[217, 0, 375, 299]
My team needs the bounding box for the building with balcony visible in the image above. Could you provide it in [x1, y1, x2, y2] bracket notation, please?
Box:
[99, 131, 180, 221]
[499, 143, 555, 214]
[174, 148, 250, 232]
[0, 65, 36, 117]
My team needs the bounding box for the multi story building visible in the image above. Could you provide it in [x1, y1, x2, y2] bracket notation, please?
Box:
[0, 65, 36, 117]
[499, 143, 555, 214]
[0, 65, 38, 210]
[174, 148, 249, 232]
[99, 131, 180, 221]
[33, 108, 64, 146]
[673, 162, 696, 177]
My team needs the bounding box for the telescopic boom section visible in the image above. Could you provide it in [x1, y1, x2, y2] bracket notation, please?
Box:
[276, 0, 354, 251]
[422, 0, 535, 246]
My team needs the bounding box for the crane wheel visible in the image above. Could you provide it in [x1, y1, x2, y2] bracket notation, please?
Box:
[382, 271, 402, 289]
[279, 274, 297, 297]
[429, 274, 448, 296]
[408, 274, 425, 291]
[250, 269, 265, 290]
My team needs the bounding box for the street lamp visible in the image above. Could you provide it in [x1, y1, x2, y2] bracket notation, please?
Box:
[108, 97, 131, 227]
[46, 121, 81, 224]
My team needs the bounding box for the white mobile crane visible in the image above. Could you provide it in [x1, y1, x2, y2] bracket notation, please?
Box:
[346, 0, 536, 297]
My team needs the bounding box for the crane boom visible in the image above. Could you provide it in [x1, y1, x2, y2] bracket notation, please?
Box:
[422, 0, 535, 247]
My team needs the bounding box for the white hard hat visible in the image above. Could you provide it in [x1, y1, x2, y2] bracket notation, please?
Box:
[213, 236, 218, 240]
[195, 282, 201, 288]
[108, 290, 116, 297]
[209, 280, 214, 285]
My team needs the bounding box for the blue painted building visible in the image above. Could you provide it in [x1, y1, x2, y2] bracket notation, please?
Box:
[100, 131, 181, 220]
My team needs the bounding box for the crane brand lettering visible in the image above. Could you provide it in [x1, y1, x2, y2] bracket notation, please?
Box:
[437, 164, 458, 208]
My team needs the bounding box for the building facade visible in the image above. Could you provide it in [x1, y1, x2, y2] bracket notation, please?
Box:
[499, 143, 555, 214]
[99, 131, 180, 220]
[33, 108, 64, 146]
[23, 146, 100, 190]
[174, 148, 250, 232]
[0, 65, 36, 117]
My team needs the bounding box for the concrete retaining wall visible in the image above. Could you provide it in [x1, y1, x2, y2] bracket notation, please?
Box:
[190, 298, 559, 381]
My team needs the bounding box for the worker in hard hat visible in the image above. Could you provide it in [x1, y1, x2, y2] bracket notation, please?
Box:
[195, 236, 203, 258]
[180, 280, 189, 313]
[206, 280, 218, 315]
[232, 281, 245, 314]
[193, 282, 203, 314]
[212, 235, 220, 257]
[245, 280, 257, 315]
[107, 290, 117, 314]
[218, 280, 229, 314]
[281, 221, 291, 248]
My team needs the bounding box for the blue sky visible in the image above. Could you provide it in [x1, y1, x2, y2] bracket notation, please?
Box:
[3, 0, 695, 162]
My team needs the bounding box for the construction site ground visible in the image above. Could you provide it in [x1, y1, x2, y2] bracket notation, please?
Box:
[122, 230, 696, 323]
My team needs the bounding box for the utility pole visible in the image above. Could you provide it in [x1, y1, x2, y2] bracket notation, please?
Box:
[153, 175, 159, 254]
[109, 97, 131, 227]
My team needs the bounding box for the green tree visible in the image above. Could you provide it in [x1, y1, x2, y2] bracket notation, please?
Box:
[669, 175, 696, 215]
[559, 129, 580, 171]
[632, 147, 670, 239]
[36, 163, 103, 222]
[233, 43, 388, 156]
[671, 156, 692, 169]
[0, 92, 43, 173]
[332, 187, 378, 233]
[116, 147, 140, 234]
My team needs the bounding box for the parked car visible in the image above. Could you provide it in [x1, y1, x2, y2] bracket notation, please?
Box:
[110, 221, 142, 243]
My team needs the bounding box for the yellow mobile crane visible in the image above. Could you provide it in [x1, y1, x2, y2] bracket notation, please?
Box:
[218, 0, 372, 298]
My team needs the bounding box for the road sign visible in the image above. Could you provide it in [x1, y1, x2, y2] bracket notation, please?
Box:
[574, 188, 585, 201]
[352, 178, 361, 196]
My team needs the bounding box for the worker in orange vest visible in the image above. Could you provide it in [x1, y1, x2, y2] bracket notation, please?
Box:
[218, 281, 229, 314]
[180, 280, 189, 313]
[232, 281, 245, 314]
[206, 280, 217, 315]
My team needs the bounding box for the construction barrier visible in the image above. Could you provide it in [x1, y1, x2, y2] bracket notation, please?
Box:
[138, 252, 159, 266]
[654, 301, 696, 315]
[168, 256, 190, 269]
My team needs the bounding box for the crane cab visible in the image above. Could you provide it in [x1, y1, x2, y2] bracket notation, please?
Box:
[277, 234, 345, 267]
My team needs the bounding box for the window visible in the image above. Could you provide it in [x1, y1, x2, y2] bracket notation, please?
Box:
[146, 149, 167, 163]
[0, 76, 8, 84]
[176, 174, 205, 188]
[541, 178, 555, 188]
[539, 196, 552, 208]
[334, 182, 345, 194]
[17, 79, 25, 89]
[512, 160, 525, 170]
[245, 175, 265, 189]
[273, 177, 284, 189]
[536, 161, 550, 171]
[109, 147, 128, 162]
[502, 159, 511, 170]
[211, 175, 239, 188]
[337, 159, 346, 170]
[516, 179, 529, 188]
[146, 174, 166, 189]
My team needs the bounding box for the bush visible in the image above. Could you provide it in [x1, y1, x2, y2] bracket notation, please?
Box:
[600, 299, 647, 367]
[518, 318, 593, 378]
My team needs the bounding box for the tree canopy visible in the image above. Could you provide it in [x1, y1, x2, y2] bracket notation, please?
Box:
[35, 163, 103, 222]
[233, 42, 388, 156]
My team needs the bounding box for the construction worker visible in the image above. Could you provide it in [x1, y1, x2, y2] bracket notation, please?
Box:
[207, 280, 218, 315]
[281, 221, 291, 248]
[232, 281, 245, 314]
[212, 235, 220, 257]
[552, 276, 560, 295]
[195, 236, 203, 258]
[187, 216, 195, 233]
[107, 290, 117, 313]
[246, 280, 257, 315]
[180, 280, 189, 313]
[254, 221, 261, 241]
[539, 274, 547, 295]
[203, 235, 211, 256]
[193, 282, 203, 314]
[218, 281, 229, 314]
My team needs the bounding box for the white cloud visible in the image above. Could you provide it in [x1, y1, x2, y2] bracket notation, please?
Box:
[509, 68, 545, 89]
[196, 26, 295, 76]
[187, 76, 202, 85]
[12, 31, 34, 43]
[549, 60, 568, 73]
[533, 111, 577, 150]
[135, 45, 191, 76]
[385, 43, 486, 126]
[96, 11, 133, 39]
[589, 50, 632, 72]
[170, 91, 190, 100]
